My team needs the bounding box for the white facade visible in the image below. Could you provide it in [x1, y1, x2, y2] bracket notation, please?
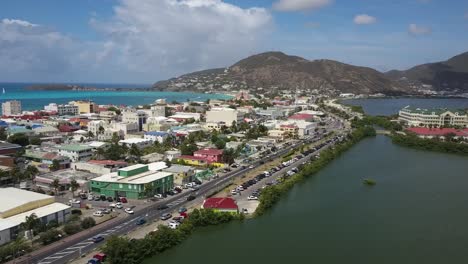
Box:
[206, 108, 243, 126]
[122, 109, 147, 131]
[58, 145, 93, 162]
[142, 106, 166, 118]
[44, 103, 58, 112]
[399, 106, 468, 127]
[57, 104, 79, 116]
[88, 120, 107, 136]
[119, 138, 153, 149]
[2, 100, 22, 116]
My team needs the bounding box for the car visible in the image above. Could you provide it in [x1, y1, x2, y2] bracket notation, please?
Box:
[248, 165, 254, 169]
[124, 208, 134, 214]
[92, 236, 105, 243]
[231, 189, 238, 195]
[186, 195, 196, 201]
[101, 208, 111, 214]
[236, 186, 244, 191]
[193, 179, 202, 185]
[118, 197, 128, 203]
[106, 197, 113, 202]
[240, 165, 247, 169]
[69, 199, 81, 204]
[136, 218, 146, 225]
[190, 185, 200, 191]
[160, 213, 172, 220]
[115, 202, 123, 209]
[174, 187, 183, 193]
[154, 194, 163, 199]
[93, 211, 104, 217]
[247, 196, 258, 200]
[87, 195, 94, 200]
[157, 204, 169, 210]
[168, 222, 180, 229]
[178, 207, 187, 213]
[172, 216, 184, 223]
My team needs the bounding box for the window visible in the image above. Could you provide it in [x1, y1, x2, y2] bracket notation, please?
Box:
[119, 184, 123, 189]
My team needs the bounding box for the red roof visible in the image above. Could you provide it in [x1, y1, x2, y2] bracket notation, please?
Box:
[202, 197, 238, 210]
[280, 124, 298, 129]
[194, 148, 223, 156]
[288, 113, 314, 120]
[178, 155, 207, 161]
[59, 125, 79, 132]
[407, 127, 468, 137]
[88, 160, 128, 166]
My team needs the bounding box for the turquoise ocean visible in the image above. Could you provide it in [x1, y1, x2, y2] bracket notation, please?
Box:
[0, 83, 231, 111]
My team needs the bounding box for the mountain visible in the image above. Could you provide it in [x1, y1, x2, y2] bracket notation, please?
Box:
[386, 52, 468, 93]
[153, 51, 412, 96]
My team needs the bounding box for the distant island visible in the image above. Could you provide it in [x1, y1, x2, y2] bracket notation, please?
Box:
[26, 84, 154, 92]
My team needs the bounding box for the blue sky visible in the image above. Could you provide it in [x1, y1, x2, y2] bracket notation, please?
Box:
[0, 0, 467, 83]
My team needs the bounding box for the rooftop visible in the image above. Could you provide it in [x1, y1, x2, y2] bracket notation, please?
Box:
[407, 127, 468, 137]
[59, 144, 93, 152]
[119, 138, 152, 144]
[118, 164, 147, 172]
[145, 131, 169, 136]
[0, 188, 53, 216]
[163, 165, 193, 173]
[194, 148, 224, 156]
[401, 106, 467, 115]
[88, 160, 128, 166]
[202, 197, 238, 210]
[92, 170, 172, 184]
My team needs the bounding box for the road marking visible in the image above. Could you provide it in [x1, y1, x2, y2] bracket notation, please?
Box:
[42, 256, 64, 260]
[38, 262, 52, 264]
[68, 246, 86, 250]
[54, 250, 76, 255]
[76, 241, 92, 246]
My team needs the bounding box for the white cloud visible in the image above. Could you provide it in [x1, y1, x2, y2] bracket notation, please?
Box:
[273, 0, 332, 12]
[408, 23, 432, 35]
[353, 14, 377, 25]
[1, 18, 37, 27]
[91, 0, 272, 79]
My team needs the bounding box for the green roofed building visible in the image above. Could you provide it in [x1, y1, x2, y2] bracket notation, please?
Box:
[89, 164, 173, 199]
[399, 106, 467, 128]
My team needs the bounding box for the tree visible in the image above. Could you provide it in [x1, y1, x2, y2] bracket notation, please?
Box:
[51, 159, 61, 171]
[0, 127, 7, 140]
[20, 213, 41, 234]
[222, 148, 237, 165]
[103, 236, 137, 264]
[51, 178, 60, 194]
[214, 139, 226, 150]
[70, 179, 79, 197]
[87, 131, 95, 138]
[180, 143, 198, 155]
[79, 136, 85, 143]
[111, 132, 121, 144]
[7, 133, 30, 146]
[98, 126, 105, 135]
[129, 144, 142, 157]
[24, 165, 39, 182]
[144, 183, 154, 197]
[29, 137, 41, 145]
[81, 217, 96, 229]
[39, 229, 62, 245]
[63, 223, 82, 235]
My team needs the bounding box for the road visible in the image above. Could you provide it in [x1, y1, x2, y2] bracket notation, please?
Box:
[11, 136, 313, 264]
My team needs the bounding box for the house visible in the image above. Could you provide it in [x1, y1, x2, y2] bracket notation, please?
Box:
[177, 155, 208, 166]
[206, 108, 243, 126]
[201, 197, 238, 213]
[144, 131, 169, 143]
[0, 142, 22, 156]
[165, 150, 181, 161]
[90, 164, 174, 199]
[73, 160, 128, 174]
[35, 169, 98, 191]
[119, 138, 153, 149]
[0, 188, 70, 245]
[163, 165, 195, 185]
[58, 144, 93, 162]
[194, 148, 224, 163]
[288, 113, 315, 122]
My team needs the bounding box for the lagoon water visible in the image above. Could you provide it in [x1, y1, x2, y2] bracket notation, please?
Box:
[0, 83, 230, 111]
[342, 98, 468, 116]
[146, 136, 468, 264]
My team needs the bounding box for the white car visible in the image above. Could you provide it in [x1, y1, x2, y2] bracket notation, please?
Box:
[168, 222, 180, 229]
[247, 196, 258, 200]
[115, 202, 123, 209]
[124, 208, 134, 214]
[236, 186, 244, 191]
[69, 199, 81, 204]
[231, 189, 238, 195]
[87, 195, 94, 200]
[248, 165, 254, 169]
[93, 211, 103, 217]
[154, 194, 163, 199]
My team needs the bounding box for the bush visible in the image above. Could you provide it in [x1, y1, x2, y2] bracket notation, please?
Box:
[46, 220, 59, 229]
[68, 214, 81, 223]
[39, 229, 62, 245]
[81, 217, 96, 229]
[63, 223, 82, 235]
[0, 238, 31, 263]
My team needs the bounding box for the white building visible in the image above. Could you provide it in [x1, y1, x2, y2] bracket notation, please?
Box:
[119, 138, 153, 149]
[0, 188, 70, 246]
[88, 120, 107, 136]
[57, 104, 79, 116]
[142, 105, 166, 118]
[44, 103, 58, 112]
[144, 131, 170, 143]
[399, 106, 468, 128]
[58, 144, 93, 162]
[2, 100, 22, 116]
[122, 109, 147, 131]
[255, 107, 284, 120]
[206, 108, 244, 126]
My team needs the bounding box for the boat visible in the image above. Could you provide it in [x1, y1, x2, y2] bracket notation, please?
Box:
[363, 178, 376, 186]
[2, 88, 5, 94]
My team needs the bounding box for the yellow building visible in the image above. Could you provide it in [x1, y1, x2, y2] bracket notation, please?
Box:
[70, 100, 99, 114]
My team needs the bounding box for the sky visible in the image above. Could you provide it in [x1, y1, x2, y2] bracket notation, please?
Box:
[0, 0, 467, 84]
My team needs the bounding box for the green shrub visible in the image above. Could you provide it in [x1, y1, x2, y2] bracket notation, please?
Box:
[63, 223, 82, 235]
[81, 217, 96, 229]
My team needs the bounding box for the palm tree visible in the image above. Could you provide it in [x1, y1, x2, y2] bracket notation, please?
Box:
[20, 213, 41, 234]
[69, 179, 79, 197]
[98, 126, 105, 135]
[87, 131, 94, 139]
[24, 165, 39, 183]
[51, 178, 60, 195]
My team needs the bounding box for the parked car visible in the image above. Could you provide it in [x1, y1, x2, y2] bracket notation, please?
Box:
[157, 204, 169, 210]
[168, 222, 180, 229]
[174, 187, 183, 193]
[106, 197, 113, 202]
[247, 196, 258, 200]
[172, 216, 184, 223]
[69, 199, 81, 204]
[154, 194, 163, 199]
[178, 207, 187, 213]
[160, 213, 172, 220]
[186, 195, 196, 201]
[115, 202, 123, 209]
[101, 208, 111, 214]
[87, 195, 94, 200]
[92, 236, 105, 243]
[93, 211, 104, 217]
[93, 253, 106, 263]
[118, 197, 128, 203]
[124, 208, 134, 214]
[231, 189, 238, 195]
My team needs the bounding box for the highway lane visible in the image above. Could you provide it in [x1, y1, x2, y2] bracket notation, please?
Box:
[22, 138, 307, 264]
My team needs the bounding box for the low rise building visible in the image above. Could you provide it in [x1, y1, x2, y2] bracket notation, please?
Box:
[0, 142, 22, 156]
[206, 108, 243, 126]
[90, 164, 174, 199]
[119, 138, 153, 149]
[69, 100, 99, 114]
[163, 165, 195, 185]
[201, 197, 238, 213]
[0, 188, 70, 245]
[35, 169, 98, 191]
[165, 150, 181, 161]
[57, 104, 79, 116]
[58, 144, 93, 162]
[144, 131, 170, 143]
[72, 160, 128, 174]
[194, 148, 223, 163]
[399, 106, 468, 128]
[2, 100, 22, 116]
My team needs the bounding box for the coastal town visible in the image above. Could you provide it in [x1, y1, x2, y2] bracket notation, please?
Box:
[0, 89, 467, 264]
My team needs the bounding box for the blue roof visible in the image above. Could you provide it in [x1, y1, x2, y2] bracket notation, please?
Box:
[31, 124, 44, 129]
[145, 131, 168, 136]
[0, 121, 8, 127]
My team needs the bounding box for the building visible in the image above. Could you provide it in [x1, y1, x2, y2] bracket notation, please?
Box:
[2, 100, 22, 116]
[288, 113, 315, 122]
[44, 103, 58, 112]
[256, 107, 284, 120]
[35, 169, 98, 191]
[0, 188, 70, 245]
[89, 164, 174, 199]
[169, 112, 201, 122]
[0, 142, 22, 156]
[88, 120, 107, 136]
[163, 165, 195, 185]
[57, 104, 79, 116]
[119, 138, 153, 149]
[406, 127, 468, 140]
[144, 131, 170, 143]
[201, 197, 238, 213]
[194, 148, 224, 163]
[70, 100, 99, 114]
[141, 105, 166, 118]
[72, 160, 128, 174]
[58, 144, 93, 162]
[143, 116, 177, 132]
[206, 108, 243, 126]
[165, 150, 181, 161]
[399, 106, 468, 128]
[122, 109, 147, 132]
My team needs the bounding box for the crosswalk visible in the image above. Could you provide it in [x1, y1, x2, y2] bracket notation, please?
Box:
[166, 197, 187, 207]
